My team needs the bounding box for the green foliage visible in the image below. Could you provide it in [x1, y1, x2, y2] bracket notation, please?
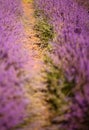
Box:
[44, 55, 75, 114]
[34, 19, 54, 48]
[34, 8, 54, 49]
[61, 78, 75, 97]
[44, 56, 65, 113]
[34, 9, 43, 18]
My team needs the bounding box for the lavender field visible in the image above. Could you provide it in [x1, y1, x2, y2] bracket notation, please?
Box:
[0, 0, 89, 130]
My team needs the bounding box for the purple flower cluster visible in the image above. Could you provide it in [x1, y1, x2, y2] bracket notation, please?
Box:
[35, 0, 89, 129]
[0, 0, 30, 129]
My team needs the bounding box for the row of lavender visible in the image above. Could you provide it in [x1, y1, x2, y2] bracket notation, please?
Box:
[0, 0, 30, 129]
[35, 0, 89, 129]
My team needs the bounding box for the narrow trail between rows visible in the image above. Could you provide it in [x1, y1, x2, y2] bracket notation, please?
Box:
[19, 0, 51, 130]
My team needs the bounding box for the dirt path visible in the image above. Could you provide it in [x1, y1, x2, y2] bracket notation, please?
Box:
[18, 0, 51, 130]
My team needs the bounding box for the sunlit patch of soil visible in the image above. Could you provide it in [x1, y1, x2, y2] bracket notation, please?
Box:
[18, 0, 51, 129]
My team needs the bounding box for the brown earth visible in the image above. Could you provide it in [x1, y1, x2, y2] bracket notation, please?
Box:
[18, 0, 51, 130]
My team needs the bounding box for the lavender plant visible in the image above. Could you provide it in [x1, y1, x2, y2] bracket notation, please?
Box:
[34, 0, 89, 129]
[0, 0, 30, 129]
